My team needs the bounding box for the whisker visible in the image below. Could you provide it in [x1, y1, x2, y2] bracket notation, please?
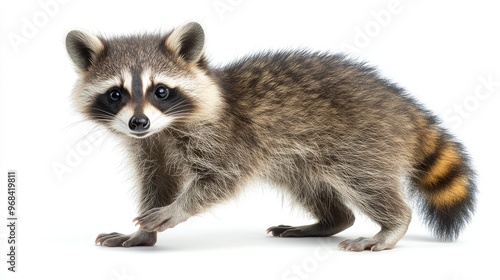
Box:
[161, 101, 192, 115]
[97, 129, 114, 152]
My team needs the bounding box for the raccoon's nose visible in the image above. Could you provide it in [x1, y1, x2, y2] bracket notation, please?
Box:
[129, 115, 150, 132]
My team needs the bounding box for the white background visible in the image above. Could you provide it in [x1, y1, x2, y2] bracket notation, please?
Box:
[1, 0, 499, 279]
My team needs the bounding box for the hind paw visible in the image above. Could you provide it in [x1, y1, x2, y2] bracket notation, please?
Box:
[267, 225, 298, 237]
[266, 222, 340, 237]
[338, 237, 392, 251]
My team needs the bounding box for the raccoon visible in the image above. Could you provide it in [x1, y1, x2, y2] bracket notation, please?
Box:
[66, 22, 476, 251]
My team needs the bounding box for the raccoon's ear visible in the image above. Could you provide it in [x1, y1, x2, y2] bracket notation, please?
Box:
[66, 30, 104, 71]
[165, 22, 205, 64]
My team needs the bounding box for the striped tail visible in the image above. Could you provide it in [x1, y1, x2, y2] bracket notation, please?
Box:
[411, 122, 477, 241]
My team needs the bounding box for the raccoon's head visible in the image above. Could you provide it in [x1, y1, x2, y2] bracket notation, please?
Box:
[66, 22, 222, 138]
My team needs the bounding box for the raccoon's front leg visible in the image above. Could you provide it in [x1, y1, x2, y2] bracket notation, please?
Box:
[96, 148, 183, 247]
[133, 204, 191, 232]
[95, 230, 157, 247]
[96, 175, 180, 246]
[96, 173, 180, 247]
[135, 175, 239, 232]
[96, 181, 180, 246]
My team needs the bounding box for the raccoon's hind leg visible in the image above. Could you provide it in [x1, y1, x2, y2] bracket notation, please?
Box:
[267, 183, 355, 237]
[338, 177, 412, 251]
[266, 223, 347, 237]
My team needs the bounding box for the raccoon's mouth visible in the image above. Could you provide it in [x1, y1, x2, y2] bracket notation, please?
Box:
[130, 132, 150, 138]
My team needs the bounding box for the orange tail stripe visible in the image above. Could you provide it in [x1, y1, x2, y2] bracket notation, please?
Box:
[428, 176, 468, 208]
[420, 144, 460, 187]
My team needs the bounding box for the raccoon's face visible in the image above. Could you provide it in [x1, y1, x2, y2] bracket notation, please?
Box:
[66, 22, 221, 138]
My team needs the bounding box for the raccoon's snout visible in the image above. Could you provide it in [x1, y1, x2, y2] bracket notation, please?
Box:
[129, 115, 150, 132]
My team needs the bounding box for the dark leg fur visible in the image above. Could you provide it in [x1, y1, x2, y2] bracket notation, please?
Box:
[134, 172, 245, 232]
[96, 140, 183, 247]
[268, 182, 355, 238]
[267, 222, 352, 237]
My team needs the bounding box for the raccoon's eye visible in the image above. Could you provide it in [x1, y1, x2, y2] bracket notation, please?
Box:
[108, 89, 122, 102]
[154, 85, 170, 100]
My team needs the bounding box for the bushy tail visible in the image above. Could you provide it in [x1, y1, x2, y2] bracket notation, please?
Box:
[410, 123, 477, 241]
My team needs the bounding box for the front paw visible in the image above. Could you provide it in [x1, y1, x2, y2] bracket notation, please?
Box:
[133, 206, 189, 232]
[95, 230, 157, 247]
